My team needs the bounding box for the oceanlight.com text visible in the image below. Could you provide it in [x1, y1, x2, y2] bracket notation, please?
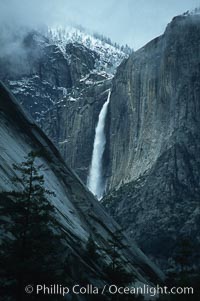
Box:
[25, 283, 194, 297]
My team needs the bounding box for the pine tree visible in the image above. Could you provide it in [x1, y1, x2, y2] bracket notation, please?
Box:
[0, 152, 66, 301]
[174, 238, 192, 272]
[85, 235, 98, 261]
[104, 229, 134, 286]
[160, 238, 199, 301]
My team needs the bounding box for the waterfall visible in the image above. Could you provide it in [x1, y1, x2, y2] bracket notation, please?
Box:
[87, 89, 111, 200]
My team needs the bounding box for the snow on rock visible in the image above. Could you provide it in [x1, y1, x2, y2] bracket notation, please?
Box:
[47, 25, 130, 74]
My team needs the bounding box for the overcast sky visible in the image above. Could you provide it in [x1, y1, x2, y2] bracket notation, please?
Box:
[1, 0, 200, 49]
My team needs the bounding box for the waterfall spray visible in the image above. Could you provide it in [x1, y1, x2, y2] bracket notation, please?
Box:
[87, 89, 111, 200]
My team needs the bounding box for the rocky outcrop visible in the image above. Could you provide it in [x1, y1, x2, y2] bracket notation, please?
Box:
[0, 29, 127, 184]
[103, 14, 200, 268]
[65, 43, 98, 85]
[41, 79, 111, 181]
[106, 14, 200, 189]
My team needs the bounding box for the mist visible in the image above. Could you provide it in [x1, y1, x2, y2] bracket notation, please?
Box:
[0, 0, 199, 49]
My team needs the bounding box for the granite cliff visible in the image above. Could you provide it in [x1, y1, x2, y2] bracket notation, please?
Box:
[103, 14, 200, 269]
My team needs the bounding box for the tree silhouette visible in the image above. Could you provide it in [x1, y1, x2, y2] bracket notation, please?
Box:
[85, 234, 99, 261]
[104, 229, 135, 286]
[0, 152, 66, 301]
[173, 237, 193, 275]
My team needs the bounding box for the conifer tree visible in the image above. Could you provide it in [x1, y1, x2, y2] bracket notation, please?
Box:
[104, 229, 134, 286]
[85, 234, 98, 261]
[174, 238, 192, 272]
[0, 152, 65, 301]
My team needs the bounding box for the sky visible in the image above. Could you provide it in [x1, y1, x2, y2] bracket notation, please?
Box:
[1, 0, 200, 49]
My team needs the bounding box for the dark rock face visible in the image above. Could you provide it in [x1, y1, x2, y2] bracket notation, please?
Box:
[106, 14, 200, 189]
[103, 15, 200, 268]
[65, 43, 98, 85]
[41, 80, 111, 181]
[0, 29, 124, 183]
[38, 44, 72, 88]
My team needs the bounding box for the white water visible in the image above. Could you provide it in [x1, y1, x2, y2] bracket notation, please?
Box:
[87, 89, 111, 200]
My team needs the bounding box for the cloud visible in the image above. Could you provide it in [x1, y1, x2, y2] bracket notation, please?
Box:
[0, 0, 199, 49]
